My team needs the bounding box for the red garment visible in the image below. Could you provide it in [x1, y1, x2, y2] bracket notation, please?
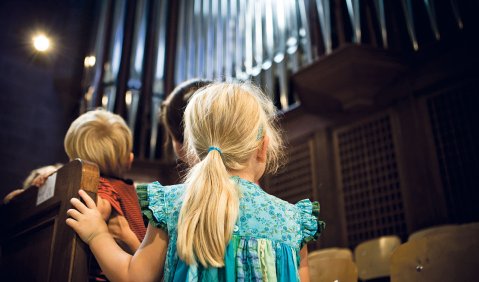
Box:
[97, 177, 146, 241]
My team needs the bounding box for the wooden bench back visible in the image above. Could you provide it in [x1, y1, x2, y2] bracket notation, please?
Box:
[0, 159, 99, 282]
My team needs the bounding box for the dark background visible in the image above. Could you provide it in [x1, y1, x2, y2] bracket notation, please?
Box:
[0, 0, 94, 193]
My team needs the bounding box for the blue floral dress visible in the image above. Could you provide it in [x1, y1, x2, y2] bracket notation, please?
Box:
[137, 176, 325, 282]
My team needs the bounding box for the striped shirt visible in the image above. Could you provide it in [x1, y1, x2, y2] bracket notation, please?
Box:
[98, 177, 146, 241]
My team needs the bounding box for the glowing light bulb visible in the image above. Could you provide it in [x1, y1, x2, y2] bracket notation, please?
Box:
[84, 56, 96, 67]
[32, 34, 51, 52]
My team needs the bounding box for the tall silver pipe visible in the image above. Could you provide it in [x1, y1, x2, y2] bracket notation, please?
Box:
[262, 0, 274, 70]
[277, 60, 289, 110]
[235, 0, 248, 80]
[449, 0, 464, 29]
[401, 0, 419, 51]
[150, 0, 169, 160]
[210, 0, 219, 79]
[223, 1, 232, 80]
[175, 0, 187, 84]
[103, 85, 117, 112]
[125, 89, 140, 138]
[130, 0, 148, 79]
[252, 0, 263, 76]
[222, 0, 233, 80]
[153, 0, 168, 86]
[273, 0, 286, 63]
[205, 0, 215, 79]
[423, 0, 440, 40]
[149, 95, 161, 159]
[289, 50, 299, 73]
[87, 0, 108, 110]
[315, 0, 332, 54]
[109, 0, 126, 83]
[244, 0, 254, 76]
[195, 0, 205, 78]
[102, 0, 127, 111]
[127, 0, 148, 137]
[346, 0, 361, 43]
[186, 0, 197, 78]
[297, 0, 313, 64]
[286, 0, 299, 55]
[263, 66, 276, 102]
[215, 0, 225, 79]
[374, 0, 388, 48]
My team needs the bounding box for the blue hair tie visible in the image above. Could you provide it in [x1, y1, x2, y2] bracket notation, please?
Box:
[256, 125, 264, 140]
[208, 146, 222, 155]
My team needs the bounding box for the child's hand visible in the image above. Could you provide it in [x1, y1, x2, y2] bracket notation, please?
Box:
[31, 174, 49, 187]
[108, 215, 134, 241]
[108, 215, 140, 253]
[66, 190, 110, 245]
[30, 166, 58, 187]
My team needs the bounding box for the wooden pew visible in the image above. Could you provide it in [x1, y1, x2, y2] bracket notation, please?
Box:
[0, 159, 99, 281]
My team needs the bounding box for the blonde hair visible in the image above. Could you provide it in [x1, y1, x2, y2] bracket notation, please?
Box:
[177, 82, 284, 267]
[64, 109, 132, 177]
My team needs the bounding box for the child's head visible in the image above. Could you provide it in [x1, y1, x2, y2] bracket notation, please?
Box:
[177, 82, 284, 267]
[162, 79, 212, 159]
[64, 109, 133, 178]
[183, 82, 284, 173]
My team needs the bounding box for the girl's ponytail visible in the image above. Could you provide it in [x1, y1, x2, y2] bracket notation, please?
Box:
[177, 148, 239, 267]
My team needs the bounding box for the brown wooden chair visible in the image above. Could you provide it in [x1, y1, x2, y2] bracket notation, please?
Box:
[309, 248, 358, 282]
[391, 228, 479, 282]
[309, 247, 354, 261]
[460, 221, 479, 231]
[0, 159, 99, 282]
[354, 235, 401, 280]
[408, 224, 458, 242]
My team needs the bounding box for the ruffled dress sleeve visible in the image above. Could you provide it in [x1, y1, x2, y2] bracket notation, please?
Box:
[136, 181, 168, 231]
[295, 199, 326, 248]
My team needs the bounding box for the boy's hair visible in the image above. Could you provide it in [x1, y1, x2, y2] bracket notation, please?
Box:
[162, 79, 212, 144]
[64, 109, 132, 178]
[177, 82, 284, 267]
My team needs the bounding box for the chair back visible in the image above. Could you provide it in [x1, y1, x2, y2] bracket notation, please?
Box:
[354, 235, 401, 280]
[408, 224, 457, 242]
[309, 247, 353, 260]
[461, 221, 479, 231]
[309, 248, 358, 282]
[391, 229, 479, 282]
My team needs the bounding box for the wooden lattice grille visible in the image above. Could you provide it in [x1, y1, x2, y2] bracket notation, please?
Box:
[427, 83, 479, 223]
[334, 114, 407, 247]
[264, 138, 314, 204]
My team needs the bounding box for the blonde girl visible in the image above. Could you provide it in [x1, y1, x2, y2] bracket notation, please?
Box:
[66, 82, 324, 281]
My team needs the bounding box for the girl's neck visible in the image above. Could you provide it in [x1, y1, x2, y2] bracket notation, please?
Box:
[229, 171, 257, 183]
[228, 158, 264, 184]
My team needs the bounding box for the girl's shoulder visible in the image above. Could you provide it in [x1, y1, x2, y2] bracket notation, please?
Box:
[233, 177, 325, 247]
[137, 182, 186, 230]
[138, 181, 185, 208]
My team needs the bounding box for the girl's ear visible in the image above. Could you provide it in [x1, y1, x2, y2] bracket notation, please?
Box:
[257, 135, 269, 163]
